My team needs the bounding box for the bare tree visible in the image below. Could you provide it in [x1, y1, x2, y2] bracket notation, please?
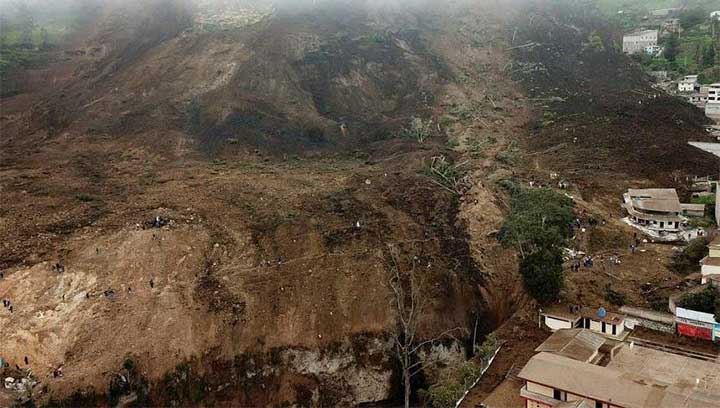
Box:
[385, 246, 463, 408]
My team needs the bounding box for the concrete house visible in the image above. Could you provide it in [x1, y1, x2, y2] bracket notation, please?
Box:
[622, 29, 658, 54]
[688, 86, 709, 107]
[678, 75, 699, 92]
[623, 188, 683, 232]
[700, 237, 720, 284]
[661, 18, 680, 34]
[651, 8, 680, 18]
[540, 306, 626, 339]
[519, 332, 720, 408]
[705, 84, 720, 119]
[681, 203, 705, 217]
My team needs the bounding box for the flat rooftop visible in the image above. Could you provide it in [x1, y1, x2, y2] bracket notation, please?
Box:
[624, 29, 658, 36]
[627, 188, 681, 213]
[607, 345, 720, 406]
[520, 344, 720, 408]
[689, 142, 720, 158]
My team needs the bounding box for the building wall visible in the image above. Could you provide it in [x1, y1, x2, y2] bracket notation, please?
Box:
[679, 82, 696, 92]
[701, 264, 720, 284]
[709, 248, 720, 258]
[708, 87, 720, 102]
[527, 382, 554, 398]
[585, 318, 623, 337]
[625, 316, 675, 334]
[623, 31, 658, 53]
[526, 399, 552, 408]
[716, 187, 720, 227]
[544, 316, 574, 331]
[677, 322, 713, 340]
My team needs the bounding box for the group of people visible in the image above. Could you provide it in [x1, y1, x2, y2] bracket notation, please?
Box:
[2, 298, 13, 313]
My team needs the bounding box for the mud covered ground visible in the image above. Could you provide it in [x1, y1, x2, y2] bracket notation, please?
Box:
[0, 1, 533, 406]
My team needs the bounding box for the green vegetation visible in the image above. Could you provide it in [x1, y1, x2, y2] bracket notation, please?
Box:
[359, 32, 387, 44]
[498, 184, 576, 255]
[602, 1, 720, 77]
[467, 134, 497, 157]
[605, 287, 627, 306]
[663, 34, 680, 61]
[401, 116, 434, 143]
[419, 334, 497, 408]
[474, 333, 498, 362]
[670, 236, 709, 274]
[421, 361, 484, 408]
[1, 1, 92, 93]
[691, 194, 716, 206]
[160, 362, 209, 404]
[520, 248, 566, 303]
[498, 182, 575, 303]
[678, 286, 720, 321]
[426, 155, 467, 194]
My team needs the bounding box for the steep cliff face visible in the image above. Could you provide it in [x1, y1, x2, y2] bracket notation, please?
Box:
[0, 1, 532, 405]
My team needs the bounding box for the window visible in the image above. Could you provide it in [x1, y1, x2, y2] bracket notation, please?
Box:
[554, 389, 562, 400]
[596, 401, 603, 408]
[613, 324, 617, 335]
[602, 322, 606, 333]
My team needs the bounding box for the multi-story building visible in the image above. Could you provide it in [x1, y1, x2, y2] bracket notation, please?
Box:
[519, 329, 720, 408]
[623, 188, 683, 232]
[678, 75, 699, 93]
[622, 29, 658, 54]
[705, 83, 720, 119]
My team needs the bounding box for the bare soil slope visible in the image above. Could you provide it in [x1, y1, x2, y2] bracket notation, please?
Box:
[0, 1, 530, 405]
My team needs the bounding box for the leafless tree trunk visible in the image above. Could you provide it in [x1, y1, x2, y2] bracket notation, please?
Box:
[385, 245, 463, 408]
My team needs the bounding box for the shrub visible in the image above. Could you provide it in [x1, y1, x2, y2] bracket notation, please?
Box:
[426, 155, 468, 194]
[605, 287, 626, 306]
[76, 193, 95, 202]
[425, 381, 464, 408]
[474, 333, 497, 362]
[670, 237, 709, 274]
[678, 286, 718, 315]
[520, 248, 565, 304]
[498, 185, 575, 254]
[423, 361, 483, 408]
[401, 116, 433, 143]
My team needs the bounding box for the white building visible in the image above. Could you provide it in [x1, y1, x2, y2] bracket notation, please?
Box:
[623, 188, 683, 232]
[700, 237, 720, 284]
[623, 29, 658, 54]
[678, 75, 698, 93]
[705, 83, 720, 119]
[519, 333, 720, 408]
[706, 83, 720, 103]
[540, 307, 626, 339]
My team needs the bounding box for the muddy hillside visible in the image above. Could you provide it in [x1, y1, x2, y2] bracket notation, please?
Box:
[0, 0, 533, 406]
[2, 0, 712, 406]
[511, 1, 717, 196]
